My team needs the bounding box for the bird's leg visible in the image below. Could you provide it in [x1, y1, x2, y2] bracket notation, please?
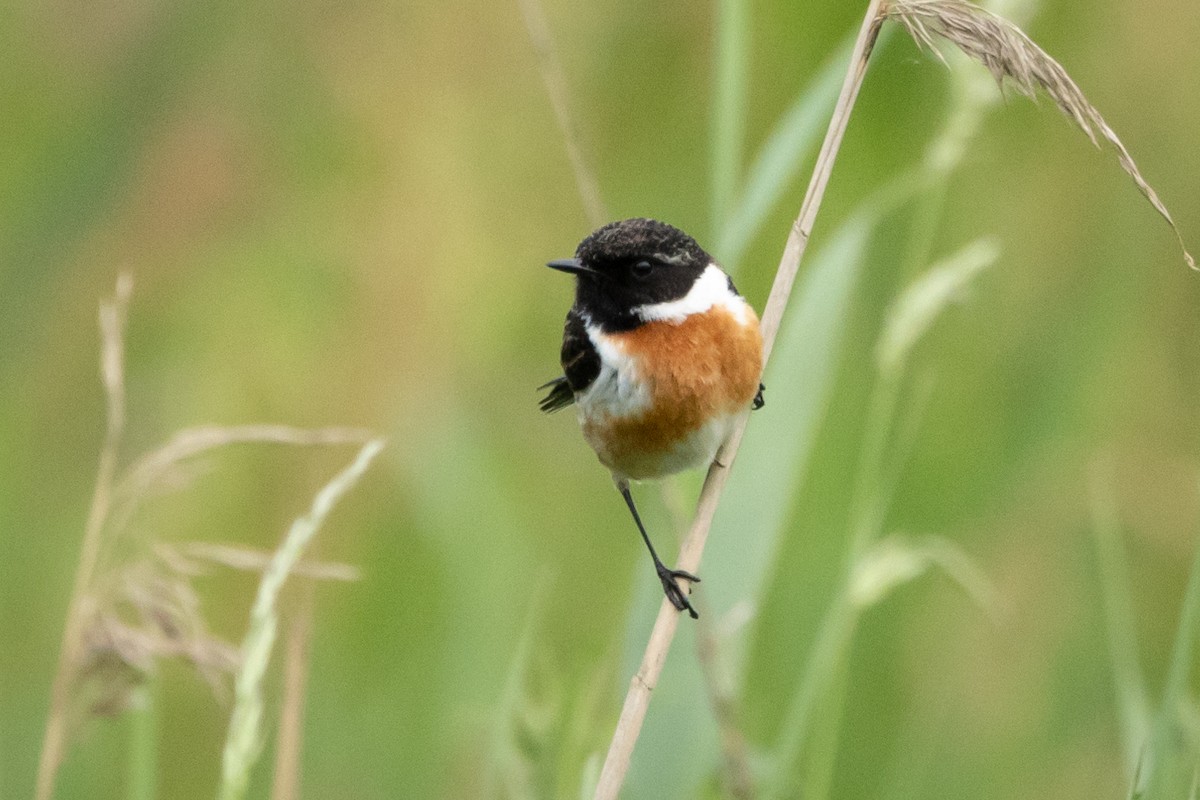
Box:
[616, 479, 700, 619]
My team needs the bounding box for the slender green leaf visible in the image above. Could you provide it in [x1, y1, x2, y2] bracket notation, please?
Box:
[761, 589, 857, 800]
[620, 177, 922, 799]
[711, 0, 748, 231]
[716, 36, 854, 271]
[127, 682, 158, 800]
[877, 237, 1001, 378]
[849, 535, 1000, 613]
[483, 577, 551, 800]
[1089, 463, 1152, 778]
[799, 655, 850, 800]
[218, 439, 384, 800]
[1138, 516, 1200, 799]
[616, 182, 880, 798]
[711, 170, 926, 617]
[707, 201, 887, 621]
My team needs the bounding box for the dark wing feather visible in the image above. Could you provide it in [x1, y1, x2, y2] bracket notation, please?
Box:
[538, 308, 600, 414]
[538, 377, 574, 413]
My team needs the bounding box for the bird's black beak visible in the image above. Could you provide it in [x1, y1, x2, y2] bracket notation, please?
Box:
[546, 258, 599, 278]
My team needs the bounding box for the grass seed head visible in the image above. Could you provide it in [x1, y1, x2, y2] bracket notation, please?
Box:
[887, 0, 1195, 270]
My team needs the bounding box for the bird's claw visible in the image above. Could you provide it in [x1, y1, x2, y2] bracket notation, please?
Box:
[656, 565, 701, 619]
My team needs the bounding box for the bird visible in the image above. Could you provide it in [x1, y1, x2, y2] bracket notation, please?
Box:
[540, 218, 765, 619]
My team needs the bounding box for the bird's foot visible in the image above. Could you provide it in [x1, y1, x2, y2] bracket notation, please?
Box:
[752, 382, 766, 410]
[656, 563, 701, 619]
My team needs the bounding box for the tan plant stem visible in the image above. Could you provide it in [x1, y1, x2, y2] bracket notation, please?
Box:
[37, 274, 133, 800]
[518, 0, 609, 228]
[696, 619, 755, 800]
[271, 586, 315, 800]
[592, 2, 888, 797]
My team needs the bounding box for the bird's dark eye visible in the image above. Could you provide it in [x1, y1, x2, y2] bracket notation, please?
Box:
[630, 260, 654, 280]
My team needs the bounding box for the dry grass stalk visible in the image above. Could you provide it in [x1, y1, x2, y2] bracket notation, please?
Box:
[110, 424, 373, 529]
[696, 613, 756, 800]
[37, 275, 379, 800]
[518, 0, 609, 228]
[37, 273, 133, 800]
[162, 541, 361, 582]
[80, 560, 241, 714]
[270, 587, 315, 800]
[592, 1, 890, 796]
[887, 0, 1195, 270]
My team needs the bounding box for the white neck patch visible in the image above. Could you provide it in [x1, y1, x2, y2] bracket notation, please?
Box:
[634, 264, 749, 325]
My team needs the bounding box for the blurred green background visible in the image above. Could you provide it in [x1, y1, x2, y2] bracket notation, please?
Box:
[2, 0, 1199, 798]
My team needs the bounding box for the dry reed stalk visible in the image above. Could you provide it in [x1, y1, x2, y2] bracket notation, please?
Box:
[270, 586, 315, 800]
[518, 0, 609, 228]
[886, 0, 1194, 270]
[37, 273, 133, 800]
[592, 1, 889, 796]
[669, 477, 756, 797]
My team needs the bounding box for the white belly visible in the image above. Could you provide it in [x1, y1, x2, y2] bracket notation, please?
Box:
[573, 337, 735, 481]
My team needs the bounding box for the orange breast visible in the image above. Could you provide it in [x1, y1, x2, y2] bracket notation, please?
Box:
[583, 306, 763, 477]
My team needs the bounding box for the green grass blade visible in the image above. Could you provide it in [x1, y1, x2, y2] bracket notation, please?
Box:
[218, 439, 385, 800]
[482, 575, 551, 799]
[876, 237, 1000, 379]
[578, 754, 601, 800]
[716, 35, 854, 271]
[618, 174, 922, 800]
[706, 207, 878, 619]
[848, 536, 1000, 614]
[1162, 531, 1200, 735]
[710, 0, 748, 232]
[707, 173, 925, 627]
[799, 654, 850, 800]
[761, 590, 858, 800]
[1139, 514, 1200, 799]
[127, 682, 158, 800]
[761, 172, 1000, 798]
[1089, 463, 1152, 778]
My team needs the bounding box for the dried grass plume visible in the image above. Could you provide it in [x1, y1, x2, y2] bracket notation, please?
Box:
[37, 274, 382, 800]
[886, 0, 1195, 270]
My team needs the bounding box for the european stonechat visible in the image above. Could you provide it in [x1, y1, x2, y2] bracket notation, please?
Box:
[540, 218, 765, 618]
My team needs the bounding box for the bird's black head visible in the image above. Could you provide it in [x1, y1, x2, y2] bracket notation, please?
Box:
[547, 218, 714, 331]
